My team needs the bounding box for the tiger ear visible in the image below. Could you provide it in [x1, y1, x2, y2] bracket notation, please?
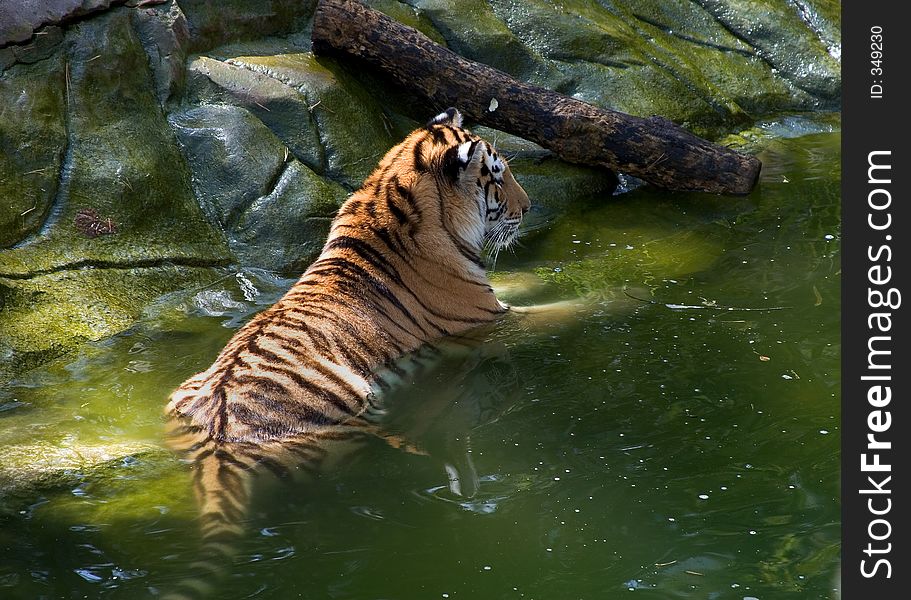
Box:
[427, 107, 464, 128]
[441, 139, 480, 182]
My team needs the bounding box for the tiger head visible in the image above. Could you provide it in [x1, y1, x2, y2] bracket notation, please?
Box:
[343, 108, 530, 268]
[424, 108, 530, 257]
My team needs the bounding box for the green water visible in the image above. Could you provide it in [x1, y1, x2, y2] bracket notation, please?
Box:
[0, 119, 840, 599]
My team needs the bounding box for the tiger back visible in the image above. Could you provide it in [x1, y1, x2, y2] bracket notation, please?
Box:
[162, 108, 530, 599]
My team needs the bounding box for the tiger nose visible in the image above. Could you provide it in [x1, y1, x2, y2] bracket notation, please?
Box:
[519, 194, 530, 213]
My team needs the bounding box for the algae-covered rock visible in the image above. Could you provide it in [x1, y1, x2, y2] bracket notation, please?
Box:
[0, 8, 230, 277]
[185, 50, 407, 189]
[177, 0, 316, 53]
[169, 104, 291, 228]
[492, 0, 722, 124]
[0, 0, 128, 46]
[408, 0, 566, 87]
[0, 8, 234, 382]
[0, 54, 66, 248]
[0, 24, 66, 72]
[796, 0, 841, 59]
[170, 104, 348, 272]
[185, 54, 326, 173]
[693, 0, 840, 104]
[130, 0, 191, 105]
[0, 442, 168, 516]
[198, 52, 400, 188]
[232, 160, 347, 273]
[365, 0, 448, 46]
[480, 0, 828, 135]
[0, 265, 223, 382]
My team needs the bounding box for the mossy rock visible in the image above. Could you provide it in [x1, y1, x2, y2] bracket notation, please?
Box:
[486, 0, 823, 135]
[221, 52, 400, 188]
[0, 8, 235, 382]
[692, 0, 840, 105]
[232, 159, 347, 274]
[185, 54, 326, 173]
[0, 442, 170, 517]
[169, 104, 293, 230]
[169, 104, 348, 273]
[408, 0, 566, 87]
[178, 0, 317, 54]
[0, 53, 66, 248]
[366, 0, 448, 46]
[130, 0, 191, 105]
[0, 265, 223, 383]
[187, 49, 402, 189]
[0, 8, 230, 277]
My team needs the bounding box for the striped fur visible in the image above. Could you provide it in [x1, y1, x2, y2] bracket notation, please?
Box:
[162, 108, 529, 598]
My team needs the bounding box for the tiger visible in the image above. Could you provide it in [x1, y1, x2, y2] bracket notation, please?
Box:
[162, 108, 530, 599]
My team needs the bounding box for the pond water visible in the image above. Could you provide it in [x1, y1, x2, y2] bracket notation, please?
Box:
[0, 118, 840, 599]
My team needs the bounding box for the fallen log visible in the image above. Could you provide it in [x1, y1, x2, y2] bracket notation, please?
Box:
[311, 0, 761, 195]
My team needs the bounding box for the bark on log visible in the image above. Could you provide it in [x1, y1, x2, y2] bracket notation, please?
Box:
[311, 0, 761, 195]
